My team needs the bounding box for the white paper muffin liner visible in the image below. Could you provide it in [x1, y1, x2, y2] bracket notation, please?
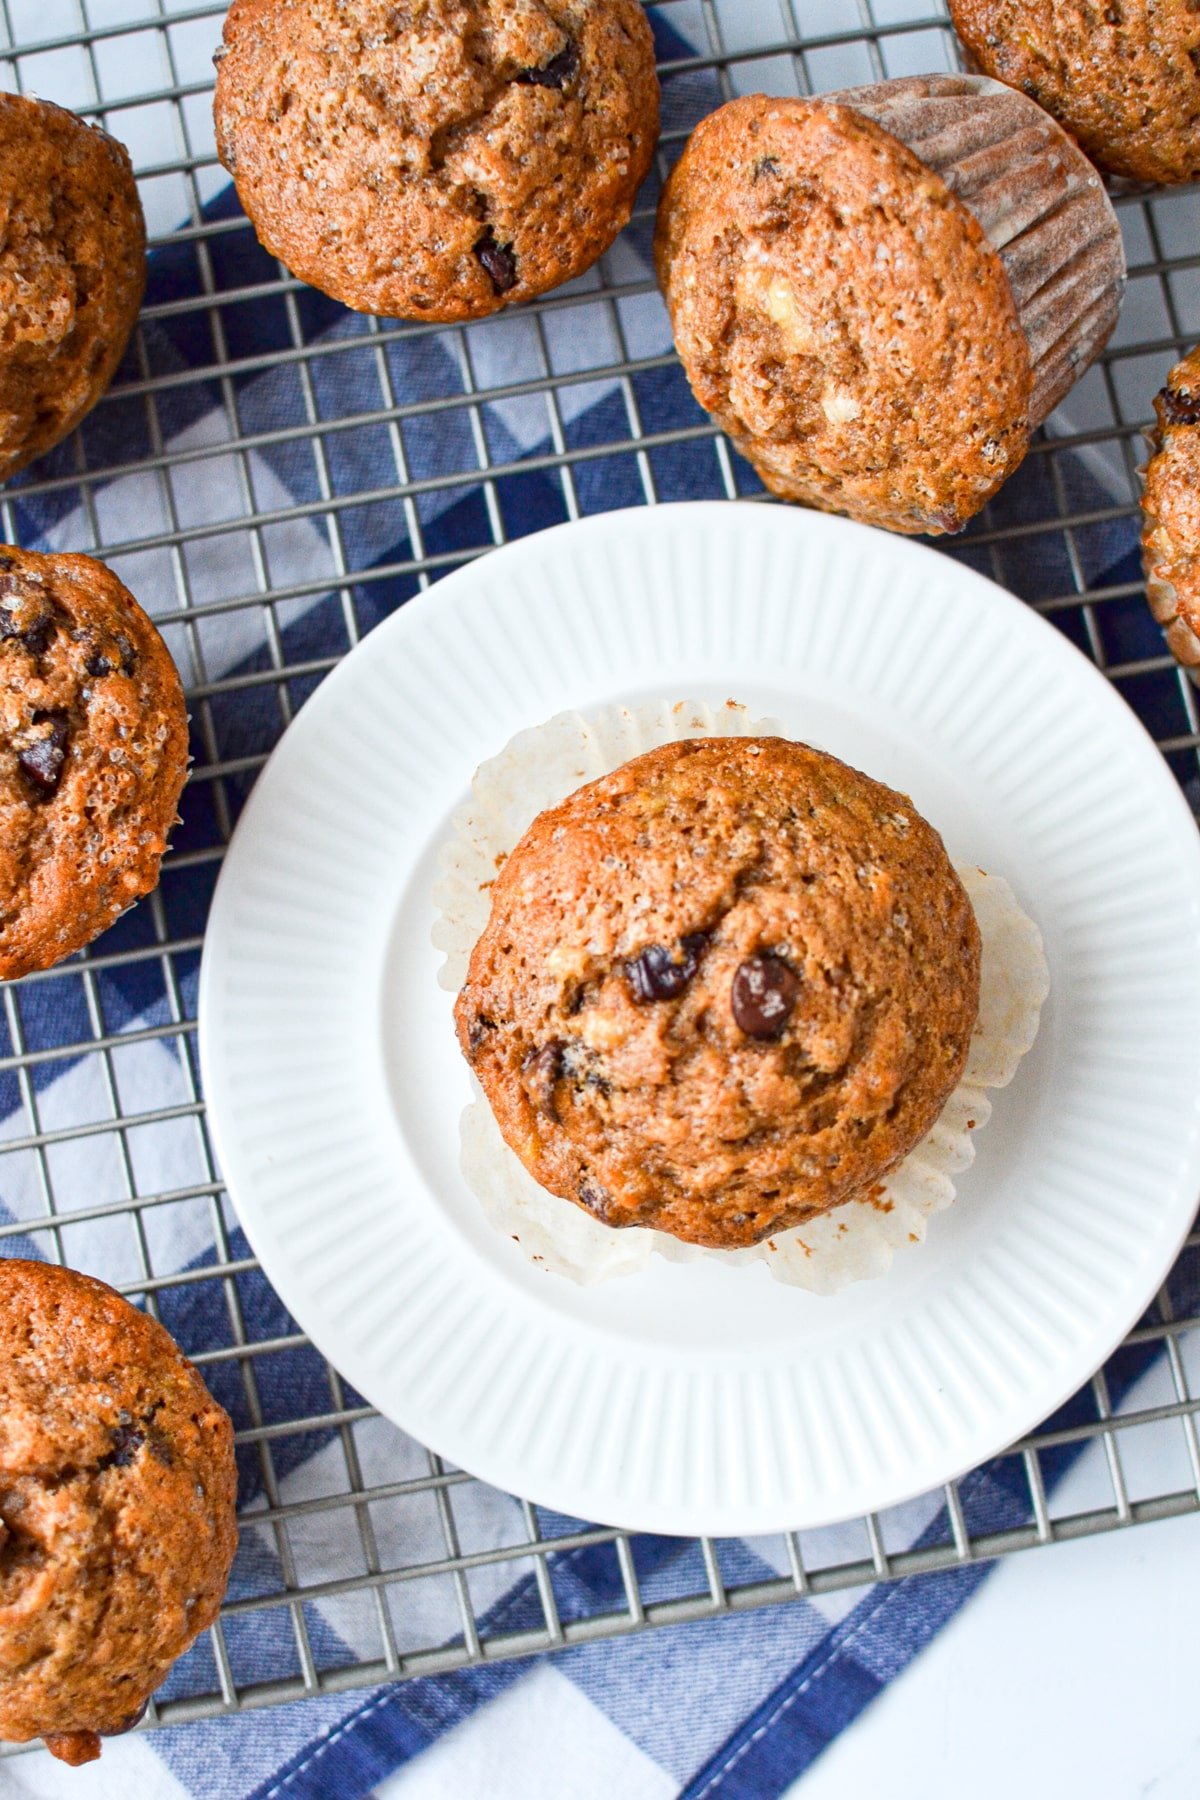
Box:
[433, 702, 1050, 1294]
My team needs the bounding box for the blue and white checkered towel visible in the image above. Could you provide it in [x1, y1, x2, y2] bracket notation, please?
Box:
[1, 5, 1193, 1797]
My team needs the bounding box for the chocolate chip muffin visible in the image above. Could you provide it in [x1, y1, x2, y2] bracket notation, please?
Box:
[654, 82, 1123, 535]
[0, 547, 189, 980]
[949, 0, 1200, 185]
[455, 737, 982, 1251]
[0, 1259, 238, 1765]
[1142, 345, 1200, 674]
[213, 0, 660, 321]
[0, 95, 145, 483]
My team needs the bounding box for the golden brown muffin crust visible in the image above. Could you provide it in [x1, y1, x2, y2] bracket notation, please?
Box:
[949, 0, 1200, 185]
[0, 547, 189, 980]
[0, 1259, 238, 1764]
[827, 75, 1124, 429]
[1142, 344, 1200, 672]
[0, 95, 145, 482]
[653, 94, 1032, 536]
[213, 0, 660, 320]
[456, 737, 982, 1250]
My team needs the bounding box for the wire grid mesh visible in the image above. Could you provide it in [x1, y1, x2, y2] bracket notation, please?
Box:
[1, 0, 1199, 1747]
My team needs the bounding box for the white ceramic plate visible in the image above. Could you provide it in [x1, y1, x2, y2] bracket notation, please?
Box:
[199, 502, 1200, 1534]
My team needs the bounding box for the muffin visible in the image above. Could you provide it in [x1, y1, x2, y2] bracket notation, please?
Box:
[455, 735, 983, 1252]
[213, 0, 661, 321]
[949, 0, 1200, 185]
[0, 546, 189, 980]
[0, 95, 145, 483]
[0, 1259, 238, 1765]
[441, 703, 1049, 1292]
[1142, 344, 1200, 674]
[654, 79, 1125, 535]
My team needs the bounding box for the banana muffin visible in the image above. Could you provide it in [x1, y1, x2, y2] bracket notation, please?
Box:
[654, 80, 1124, 535]
[1142, 344, 1200, 675]
[0, 1259, 238, 1765]
[0, 546, 189, 980]
[949, 0, 1200, 185]
[455, 737, 982, 1251]
[213, 0, 660, 320]
[0, 95, 145, 482]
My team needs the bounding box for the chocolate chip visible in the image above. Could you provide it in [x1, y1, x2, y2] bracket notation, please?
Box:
[578, 1175, 614, 1222]
[1159, 384, 1200, 427]
[467, 1013, 496, 1055]
[562, 1039, 610, 1094]
[474, 230, 517, 294]
[101, 1701, 148, 1738]
[86, 634, 136, 677]
[17, 715, 69, 795]
[626, 932, 707, 1003]
[0, 601, 55, 657]
[731, 953, 800, 1040]
[514, 41, 578, 89]
[98, 1423, 145, 1471]
[752, 156, 781, 181]
[147, 1428, 174, 1467]
[523, 1040, 564, 1119]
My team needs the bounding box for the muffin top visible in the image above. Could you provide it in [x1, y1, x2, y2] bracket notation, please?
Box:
[949, 0, 1200, 185]
[0, 95, 145, 482]
[1142, 344, 1200, 672]
[0, 1260, 238, 1765]
[0, 547, 189, 980]
[455, 737, 982, 1251]
[826, 75, 1124, 432]
[653, 93, 1031, 536]
[213, 0, 660, 320]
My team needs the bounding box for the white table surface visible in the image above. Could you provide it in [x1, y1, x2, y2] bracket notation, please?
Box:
[784, 1513, 1200, 1800]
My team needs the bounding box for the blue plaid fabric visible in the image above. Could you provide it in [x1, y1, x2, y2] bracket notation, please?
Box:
[2, 7, 1198, 1798]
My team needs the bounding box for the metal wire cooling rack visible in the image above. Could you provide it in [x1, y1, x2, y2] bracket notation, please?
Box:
[2, 0, 1200, 1753]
